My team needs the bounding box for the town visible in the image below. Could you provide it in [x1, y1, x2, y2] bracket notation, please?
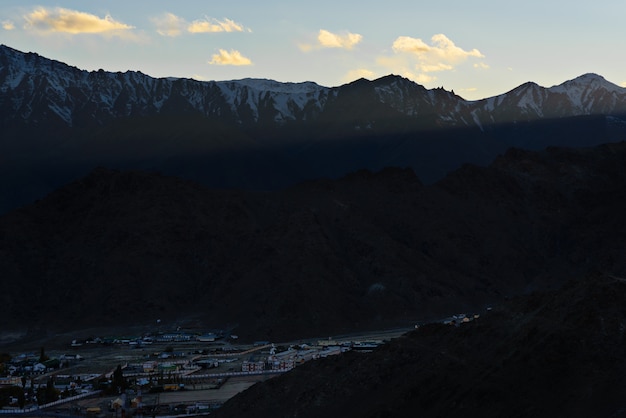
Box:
[0, 324, 414, 416]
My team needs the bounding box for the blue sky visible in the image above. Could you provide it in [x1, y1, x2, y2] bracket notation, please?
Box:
[1, 1, 624, 100]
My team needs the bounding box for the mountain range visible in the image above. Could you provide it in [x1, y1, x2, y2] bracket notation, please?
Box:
[2, 44, 626, 129]
[1, 44, 626, 214]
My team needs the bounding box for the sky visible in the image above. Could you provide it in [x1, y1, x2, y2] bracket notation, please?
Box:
[0, 1, 625, 100]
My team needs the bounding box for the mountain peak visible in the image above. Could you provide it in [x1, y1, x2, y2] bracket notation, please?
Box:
[554, 72, 623, 93]
[373, 74, 413, 84]
[572, 73, 607, 83]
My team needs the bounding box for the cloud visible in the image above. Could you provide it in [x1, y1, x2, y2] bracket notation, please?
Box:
[375, 55, 438, 85]
[375, 33, 485, 86]
[297, 43, 314, 52]
[188, 17, 248, 33]
[392, 34, 484, 72]
[621, 81, 626, 88]
[209, 49, 252, 66]
[417, 63, 453, 72]
[2, 20, 15, 30]
[152, 12, 186, 37]
[153, 13, 249, 37]
[24, 7, 134, 37]
[191, 74, 210, 81]
[300, 29, 362, 51]
[392, 36, 430, 54]
[343, 68, 376, 82]
[318, 29, 362, 49]
[409, 72, 437, 84]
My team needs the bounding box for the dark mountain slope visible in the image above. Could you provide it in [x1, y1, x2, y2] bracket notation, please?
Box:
[2, 44, 626, 215]
[213, 273, 626, 418]
[2, 142, 626, 341]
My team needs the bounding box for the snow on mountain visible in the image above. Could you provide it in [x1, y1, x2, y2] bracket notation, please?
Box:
[466, 74, 626, 128]
[215, 78, 332, 123]
[371, 75, 432, 116]
[549, 73, 625, 114]
[0, 45, 331, 128]
[1, 44, 625, 132]
[369, 74, 465, 121]
[474, 82, 549, 125]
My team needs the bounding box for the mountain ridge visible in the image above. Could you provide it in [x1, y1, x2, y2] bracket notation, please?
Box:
[1, 43, 626, 215]
[2, 44, 625, 130]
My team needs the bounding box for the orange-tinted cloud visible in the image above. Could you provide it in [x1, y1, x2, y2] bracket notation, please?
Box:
[2, 20, 15, 30]
[318, 29, 362, 49]
[376, 33, 485, 86]
[24, 7, 134, 36]
[209, 49, 252, 66]
[392, 34, 484, 71]
[300, 29, 362, 51]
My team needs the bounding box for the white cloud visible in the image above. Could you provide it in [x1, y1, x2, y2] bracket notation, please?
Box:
[24, 7, 134, 37]
[209, 49, 252, 66]
[152, 12, 186, 37]
[620, 81, 626, 88]
[474, 62, 490, 70]
[188, 17, 248, 33]
[153, 13, 249, 37]
[343, 68, 376, 83]
[2, 20, 15, 30]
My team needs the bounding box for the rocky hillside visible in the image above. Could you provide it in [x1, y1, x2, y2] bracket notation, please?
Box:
[1, 142, 626, 341]
[213, 273, 626, 417]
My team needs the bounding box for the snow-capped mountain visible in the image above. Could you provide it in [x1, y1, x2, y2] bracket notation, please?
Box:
[0, 44, 332, 128]
[2, 44, 625, 132]
[470, 74, 626, 126]
[1, 43, 626, 216]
